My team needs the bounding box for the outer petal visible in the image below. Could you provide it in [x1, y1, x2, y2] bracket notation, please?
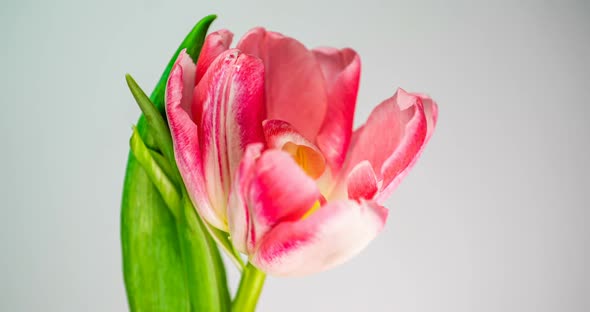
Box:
[251, 199, 388, 277]
[196, 29, 233, 84]
[415, 93, 439, 138]
[345, 89, 437, 204]
[246, 149, 322, 253]
[375, 93, 438, 202]
[237, 27, 328, 141]
[347, 160, 379, 201]
[166, 50, 224, 229]
[196, 49, 266, 230]
[227, 143, 263, 253]
[313, 48, 361, 171]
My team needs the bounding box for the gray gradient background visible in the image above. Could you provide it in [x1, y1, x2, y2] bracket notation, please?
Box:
[1, 0, 588, 311]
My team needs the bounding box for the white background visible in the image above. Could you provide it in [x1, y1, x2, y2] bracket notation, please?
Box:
[1, 0, 588, 311]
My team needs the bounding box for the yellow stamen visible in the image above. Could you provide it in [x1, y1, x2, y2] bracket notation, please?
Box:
[301, 200, 321, 220]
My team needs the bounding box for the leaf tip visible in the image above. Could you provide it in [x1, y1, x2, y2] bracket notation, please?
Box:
[125, 73, 137, 89]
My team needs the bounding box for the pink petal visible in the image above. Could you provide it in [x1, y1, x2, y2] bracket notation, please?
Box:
[196, 29, 233, 84]
[237, 27, 328, 141]
[313, 48, 361, 171]
[263, 119, 316, 149]
[375, 93, 438, 202]
[347, 160, 379, 201]
[196, 49, 266, 228]
[415, 93, 439, 138]
[166, 50, 225, 229]
[251, 199, 388, 277]
[227, 143, 263, 253]
[191, 30, 234, 128]
[245, 149, 322, 252]
[345, 89, 437, 204]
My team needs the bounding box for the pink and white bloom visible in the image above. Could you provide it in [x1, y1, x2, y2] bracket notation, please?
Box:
[166, 27, 437, 276]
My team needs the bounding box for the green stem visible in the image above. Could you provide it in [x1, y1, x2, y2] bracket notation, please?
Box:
[232, 263, 266, 312]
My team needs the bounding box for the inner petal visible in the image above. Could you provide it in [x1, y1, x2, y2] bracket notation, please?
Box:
[282, 142, 326, 179]
[263, 119, 327, 179]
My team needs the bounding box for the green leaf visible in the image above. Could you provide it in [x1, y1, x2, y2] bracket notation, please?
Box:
[151, 14, 217, 115]
[129, 127, 181, 218]
[121, 156, 188, 312]
[149, 149, 176, 183]
[177, 193, 231, 312]
[121, 14, 230, 312]
[126, 74, 176, 169]
[136, 13, 216, 148]
[207, 230, 232, 312]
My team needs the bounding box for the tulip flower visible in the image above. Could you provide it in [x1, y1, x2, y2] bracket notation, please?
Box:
[166, 27, 437, 277]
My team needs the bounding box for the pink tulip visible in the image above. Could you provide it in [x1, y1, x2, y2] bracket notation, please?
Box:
[166, 28, 437, 276]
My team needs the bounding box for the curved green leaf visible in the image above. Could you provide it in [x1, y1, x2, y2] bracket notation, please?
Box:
[121, 14, 230, 312]
[129, 127, 181, 218]
[126, 75, 176, 169]
[177, 192, 231, 312]
[121, 156, 187, 311]
[150, 14, 217, 115]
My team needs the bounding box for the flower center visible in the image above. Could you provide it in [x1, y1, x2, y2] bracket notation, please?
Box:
[282, 142, 326, 179]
